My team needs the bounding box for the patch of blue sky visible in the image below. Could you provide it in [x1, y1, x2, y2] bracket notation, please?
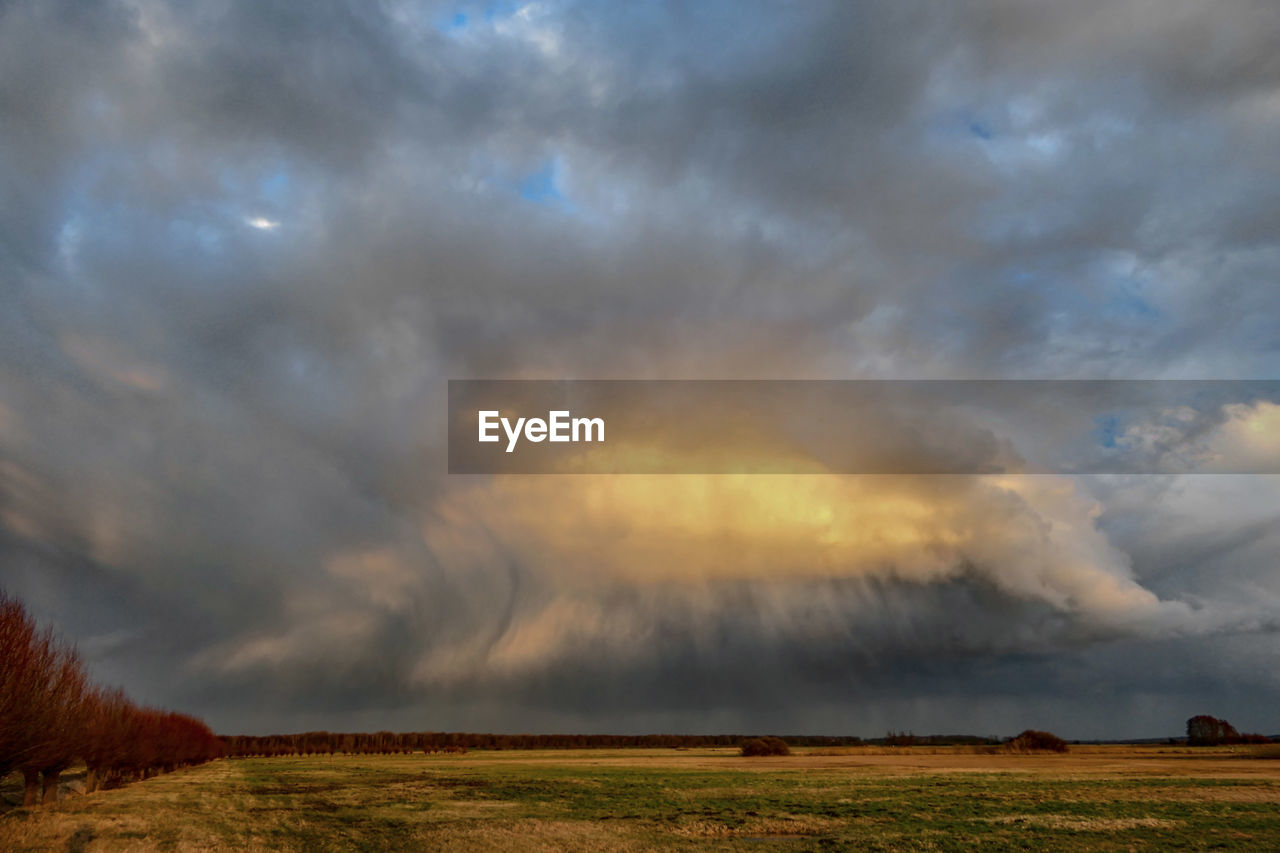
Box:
[437, 9, 469, 35]
[1103, 292, 1158, 319]
[436, 1, 521, 36]
[517, 157, 575, 212]
[1093, 413, 1122, 449]
[930, 103, 1069, 172]
[519, 159, 560, 203]
[480, 0, 521, 23]
[918, 108, 998, 145]
[459, 148, 581, 215]
[259, 167, 291, 203]
[213, 161, 291, 203]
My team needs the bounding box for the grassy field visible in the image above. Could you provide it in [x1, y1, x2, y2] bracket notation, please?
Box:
[3, 746, 1280, 851]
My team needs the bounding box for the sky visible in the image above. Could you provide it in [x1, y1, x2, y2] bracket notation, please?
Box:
[1, 0, 1279, 739]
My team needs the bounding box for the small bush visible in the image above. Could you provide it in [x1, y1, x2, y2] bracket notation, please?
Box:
[740, 736, 791, 757]
[1005, 730, 1069, 753]
[1232, 733, 1271, 745]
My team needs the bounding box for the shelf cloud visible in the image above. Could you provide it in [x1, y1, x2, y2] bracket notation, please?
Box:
[1, 0, 1279, 738]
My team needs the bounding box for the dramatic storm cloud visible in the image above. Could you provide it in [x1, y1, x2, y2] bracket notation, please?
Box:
[2, 0, 1279, 738]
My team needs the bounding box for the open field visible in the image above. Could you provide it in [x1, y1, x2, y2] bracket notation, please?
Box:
[4, 746, 1280, 851]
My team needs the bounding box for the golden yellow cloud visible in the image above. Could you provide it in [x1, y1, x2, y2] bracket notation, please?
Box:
[426, 468, 1165, 621]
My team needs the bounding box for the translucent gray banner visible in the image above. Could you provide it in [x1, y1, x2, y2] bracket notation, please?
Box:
[447, 380, 1280, 474]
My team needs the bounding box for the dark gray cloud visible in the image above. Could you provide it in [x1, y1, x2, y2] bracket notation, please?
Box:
[1, 0, 1279, 738]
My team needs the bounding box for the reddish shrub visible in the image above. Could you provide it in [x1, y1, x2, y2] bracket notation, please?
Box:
[741, 736, 791, 757]
[1005, 730, 1069, 753]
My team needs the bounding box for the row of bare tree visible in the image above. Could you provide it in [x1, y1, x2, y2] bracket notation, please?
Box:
[1, 592, 221, 805]
[220, 731, 871, 757]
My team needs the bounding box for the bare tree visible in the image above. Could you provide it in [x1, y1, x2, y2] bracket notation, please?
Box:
[0, 593, 44, 779]
[82, 687, 136, 792]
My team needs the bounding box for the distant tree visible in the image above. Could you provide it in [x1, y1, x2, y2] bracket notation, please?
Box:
[1005, 730, 1069, 753]
[1233, 733, 1271, 745]
[216, 730, 866, 759]
[1187, 715, 1239, 746]
[740, 736, 790, 757]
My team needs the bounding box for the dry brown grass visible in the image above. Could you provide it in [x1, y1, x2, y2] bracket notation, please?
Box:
[670, 814, 842, 838]
[984, 814, 1183, 831]
[4, 747, 1280, 851]
[407, 818, 650, 852]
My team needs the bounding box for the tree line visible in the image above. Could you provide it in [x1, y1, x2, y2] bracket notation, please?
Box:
[219, 731, 871, 757]
[1, 592, 221, 805]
